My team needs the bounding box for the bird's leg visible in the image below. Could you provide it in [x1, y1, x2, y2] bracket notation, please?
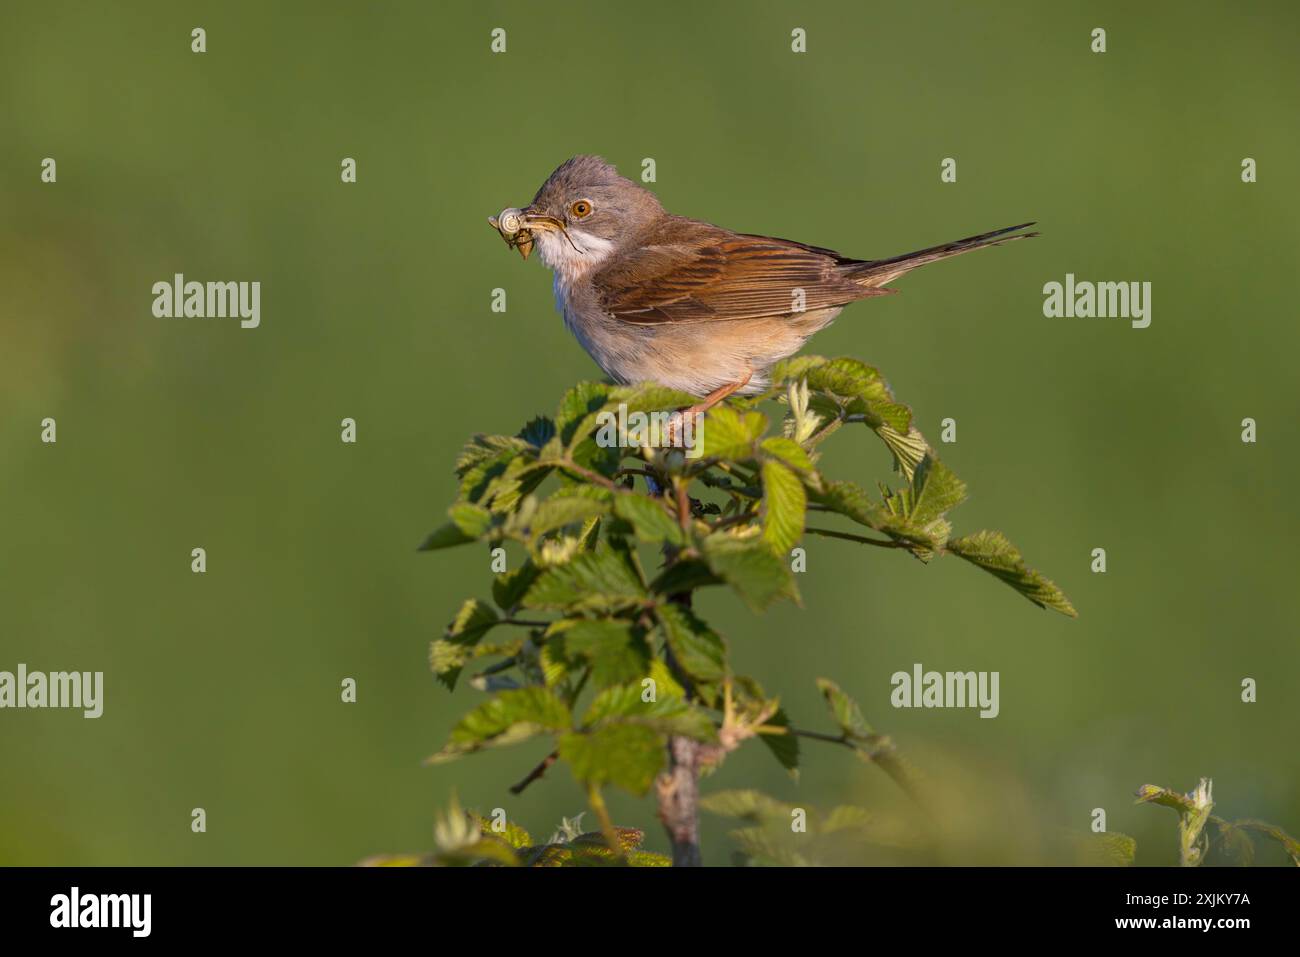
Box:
[686, 371, 753, 419]
[663, 371, 752, 449]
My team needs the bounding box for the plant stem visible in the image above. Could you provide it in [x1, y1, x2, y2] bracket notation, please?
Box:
[805, 526, 912, 549]
[587, 784, 625, 862]
[657, 735, 703, 867]
[508, 749, 558, 795]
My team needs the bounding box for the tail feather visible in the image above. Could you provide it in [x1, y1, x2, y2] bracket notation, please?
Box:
[845, 222, 1038, 288]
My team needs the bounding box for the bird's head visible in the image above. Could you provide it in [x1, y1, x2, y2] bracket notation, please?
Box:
[489, 155, 664, 278]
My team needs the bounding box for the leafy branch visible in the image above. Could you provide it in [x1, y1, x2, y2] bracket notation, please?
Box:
[1137, 779, 1300, 866]
[414, 355, 1075, 865]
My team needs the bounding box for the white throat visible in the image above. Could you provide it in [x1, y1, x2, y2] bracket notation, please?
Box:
[535, 228, 616, 286]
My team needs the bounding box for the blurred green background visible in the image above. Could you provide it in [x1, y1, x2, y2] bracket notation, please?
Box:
[2, 0, 1297, 866]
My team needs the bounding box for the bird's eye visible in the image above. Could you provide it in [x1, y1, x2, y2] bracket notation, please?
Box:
[570, 200, 593, 219]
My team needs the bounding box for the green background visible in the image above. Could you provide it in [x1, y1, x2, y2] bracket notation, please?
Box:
[2, 0, 1297, 865]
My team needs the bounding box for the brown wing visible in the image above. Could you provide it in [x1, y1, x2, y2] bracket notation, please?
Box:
[591, 218, 889, 325]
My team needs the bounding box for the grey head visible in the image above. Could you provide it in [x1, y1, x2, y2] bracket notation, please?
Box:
[489, 156, 667, 275]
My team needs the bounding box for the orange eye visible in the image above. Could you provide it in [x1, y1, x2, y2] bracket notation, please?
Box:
[570, 200, 592, 218]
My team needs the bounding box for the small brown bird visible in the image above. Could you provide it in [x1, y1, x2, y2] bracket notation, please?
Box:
[490, 155, 1035, 418]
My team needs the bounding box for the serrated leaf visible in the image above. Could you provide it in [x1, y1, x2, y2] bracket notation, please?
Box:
[816, 678, 874, 740]
[613, 493, 685, 545]
[1135, 784, 1197, 813]
[770, 355, 830, 386]
[523, 543, 648, 613]
[427, 687, 571, 764]
[471, 813, 534, 850]
[758, 707, 800, 777]
[649, 557, 722, 597]
[455, 434, 532, 478]
[699, 405, 767, 460]
[1236, 819, 1300, 866]
[555, 382, 613, 445]
[876, 425, 929, 481]
[656, 603, 727, 686]
[760, 460, 806, 554]
[517, 416, 556, 448]
[803, 357, 912, 433]
[559, 724, 664, 795]
[761, 436, 815, 472]
[492, 560, 542, 612]
[418, 502, 493, 551]
[700, 533, 799, 612]
[946, 530, 1077, 617]
[1074, 831, 1138, 866]
[518, 488, 611, 542]
[700, 789, 795, 821]
[546, 618, 649, 690]
[581, 682, 718, 741]
[608, 382, 698, 415]
[888, 453, 967, 529]
[431, 599, 500, 689]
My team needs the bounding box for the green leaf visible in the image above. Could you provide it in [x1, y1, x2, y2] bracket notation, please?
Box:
[559, 724, 664, 795]
[700, 789, 795, 821]
[656, 603, 727, 686]
[758, 707, 800, 776]
[430, 598, 500, 689]
[492, 560, 542, 612]
[649, 557, 722, 597]
[946, 530, 1077, 617]
[581, 682, 717, 741]
[876, 425, 929, 481]
[547, 618, 649, 690]
[469, 453, 551, 514]
[471, 813, 534, 851]
[418, 502, 493, 551]
[1069, 831, 1137, 866]
[803, 357, 912, 433]
[874, 454, 967, 557]
[816, 678, 873, 740]
[700, 533, 799, 612]
[455, 434, 531, 478]
[608, 382, 698, 415]
[1236, 819, 1300, 866]
[427, 688, 571, 764]
[523, 543, 648, 613]
[613, 493, 685, 546]
[885, 454, 967, 530]
[699, 405, 768, 459]
[555, 382, 613, 445]
[517, 416, 556, 448]
[1134, 784, 1197, 814]
[518, 488, 611, 542]
[760, 460, 806, 554]
[769, 355, 830, 386]
[761, 436, 815, 472]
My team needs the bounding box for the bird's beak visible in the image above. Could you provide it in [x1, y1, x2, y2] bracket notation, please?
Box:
[488, 205, 564, 261]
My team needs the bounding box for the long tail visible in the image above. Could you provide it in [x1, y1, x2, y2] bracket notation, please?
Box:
[844, 222, 1038, 288]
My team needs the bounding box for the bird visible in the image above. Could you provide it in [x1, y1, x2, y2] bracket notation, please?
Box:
[489, 155, 1035, 420]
